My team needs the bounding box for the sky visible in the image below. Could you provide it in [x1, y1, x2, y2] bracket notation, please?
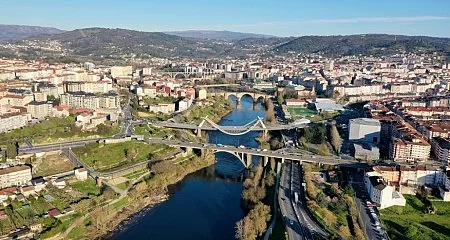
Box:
[1, 0, 450, 37]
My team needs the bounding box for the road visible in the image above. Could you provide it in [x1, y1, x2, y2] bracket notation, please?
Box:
[19, 137, 359, 167]
[348, 171, 389, 240]
[279, 160, 304, 240]
[291, 163, 327, 238]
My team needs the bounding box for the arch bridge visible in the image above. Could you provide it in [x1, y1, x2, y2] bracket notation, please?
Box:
[207, 91, 271, 103]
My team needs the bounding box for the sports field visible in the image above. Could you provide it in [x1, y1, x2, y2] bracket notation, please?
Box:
[287, 106, 318, 118]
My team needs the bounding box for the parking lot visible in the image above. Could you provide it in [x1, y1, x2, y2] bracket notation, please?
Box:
[349, 172, 389, 240]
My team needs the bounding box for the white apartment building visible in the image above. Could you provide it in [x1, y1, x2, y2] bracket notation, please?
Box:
[64, 81, 112, 93]
[0, 165, 32, 188]
[390, 137, 431, 162]
[349, 118, 381, 144]
[60, 92, 119, 110]
[364, 171, 406, 209]
[111, 66, 132, 78]
[0, 112, 31, 133]
[27, 101, 53, 119]
[148, 103, 175, 114]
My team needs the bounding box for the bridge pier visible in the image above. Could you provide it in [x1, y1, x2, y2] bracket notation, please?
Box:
[263, 130, 269, 140]
[196, 129, 202, 137]
[246, 153, 253, 169]
[263, 156, 269, 167]
[280, 158, 285, 164]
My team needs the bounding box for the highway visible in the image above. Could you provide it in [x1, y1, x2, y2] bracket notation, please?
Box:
[279, 160, 303, 240]
[291, 162, 327, 238]
[145, 138, 357, 165]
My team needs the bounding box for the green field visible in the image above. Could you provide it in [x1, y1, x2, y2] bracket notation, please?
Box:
[380, 195, 450, 240]
[287, 107, 317, 117]
[73, 141, 176, 171]
[0, 116, 119, 144]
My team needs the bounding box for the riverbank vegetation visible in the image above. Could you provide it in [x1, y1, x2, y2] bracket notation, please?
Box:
[380, 194, 450, 240]
[303, 164, 365, 240]
[297, 124, 333, 156]
[180, 96, 233, 123]
[73, 141, 176, 171]
[76, 152, 216, 239]
[235, 158, 276, 240]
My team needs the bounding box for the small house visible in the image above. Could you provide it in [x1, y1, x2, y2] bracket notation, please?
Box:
[74, 168, 88, 181]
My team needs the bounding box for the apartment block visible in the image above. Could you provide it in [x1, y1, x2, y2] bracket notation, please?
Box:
[60, 92, 119, 110]
[0, 166, 32, 188]
[431, 137, 450, 164]
[27, 101, 53, 119]
[364, 171, 406, 209]
[0, 112, 31, 133]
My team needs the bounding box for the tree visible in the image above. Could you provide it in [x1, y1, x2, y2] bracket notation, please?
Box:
[264, 173, 275, 187]
[277, 94, 284, 105]
[317, 143, 330, 156]
[264, 99, 277, 124]
[235, 216, 256, 240]
[126, 147, 137, 162]
[6, 142, 17, 159]
[249, 203, 271, 237]
[405, 224, 418, 239]
[330, 124, 342, 154]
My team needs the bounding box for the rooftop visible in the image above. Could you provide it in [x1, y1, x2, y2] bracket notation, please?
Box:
[350, 118, 381, 127]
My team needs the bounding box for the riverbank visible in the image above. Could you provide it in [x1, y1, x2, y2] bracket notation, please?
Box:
[83, 99, 236, 239]
[78, 153, 216, 239]
[98, 154, 214, 239]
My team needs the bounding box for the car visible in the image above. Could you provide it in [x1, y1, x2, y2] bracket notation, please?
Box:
[375, 225, 381, 230]
[239, 145, 246, 149]
[290, 220, 293, 225]
[262, 149, 268, 152]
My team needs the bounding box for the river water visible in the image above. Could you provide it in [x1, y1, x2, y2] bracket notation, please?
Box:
[113, 95, 266, 240]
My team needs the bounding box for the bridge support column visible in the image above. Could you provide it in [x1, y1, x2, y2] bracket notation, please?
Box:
[196, 129, 202, 137]
[263, 130, 269, 140]
[185, 147, 193, 155]
[246, 153, 253, 169]
[281, 158, 285, 164]
[263, 156, 269, 167]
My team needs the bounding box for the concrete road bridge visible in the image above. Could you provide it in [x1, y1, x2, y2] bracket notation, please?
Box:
[19, 137, 361, 176]
[144, 138, 359, 169]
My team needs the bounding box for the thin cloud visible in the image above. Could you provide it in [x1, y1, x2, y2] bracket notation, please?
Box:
[206, 16, 450, 30]
[310, 16, 450, 24]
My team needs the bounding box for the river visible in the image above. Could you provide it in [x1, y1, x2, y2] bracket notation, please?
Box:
[113, 95, 267, 240]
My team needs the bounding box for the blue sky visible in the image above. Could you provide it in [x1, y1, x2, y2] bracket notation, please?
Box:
[1, 0, 450, 37]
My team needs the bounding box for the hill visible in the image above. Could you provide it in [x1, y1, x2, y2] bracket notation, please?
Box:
[164, 30, 275, 40]
[29, 28, 228, 59]
[275, 34, 450, 56]
[0, 24, 65, 41]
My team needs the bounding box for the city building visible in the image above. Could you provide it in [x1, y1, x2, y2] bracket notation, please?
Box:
[364, 171, 406, 209]
[27, 101, 53, 119]
[60, 92, 119, 110]
[349, 118, 381, 144]
[0, 166, 32, 189]
[431, 137, 450, 164]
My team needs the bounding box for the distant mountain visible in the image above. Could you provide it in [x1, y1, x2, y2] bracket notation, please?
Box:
[164, 30, 275, 40]
[3, 28, 450, 61]
[276, 34, 450, 56]
[28, 28, 229, 59]
[0, 24, 65, 41]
